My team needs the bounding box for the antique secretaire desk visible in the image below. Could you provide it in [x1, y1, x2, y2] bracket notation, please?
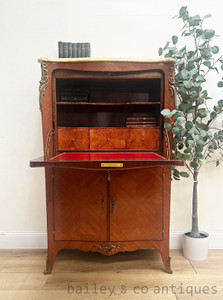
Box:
[30, 57, 183, 274]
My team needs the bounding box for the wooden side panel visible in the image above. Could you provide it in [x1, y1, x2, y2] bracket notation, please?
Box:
[57, 128, 89, 151]
[54, 169, 107, 241]
[128, 128, 160, 150]
[90, 128, 128, 150]
[110, 167, 163, 241]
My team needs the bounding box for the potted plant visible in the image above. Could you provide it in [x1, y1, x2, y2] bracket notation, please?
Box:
[158, 6, 223, 261]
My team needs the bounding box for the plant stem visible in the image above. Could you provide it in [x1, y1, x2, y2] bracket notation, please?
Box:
[190, 170, 201, 238]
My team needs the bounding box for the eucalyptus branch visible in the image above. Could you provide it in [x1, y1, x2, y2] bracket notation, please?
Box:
[185, 162, 194, 175]
[159, 5, 223, 238]
[205, 110, 223, 130]
[204, 55, 223, 77]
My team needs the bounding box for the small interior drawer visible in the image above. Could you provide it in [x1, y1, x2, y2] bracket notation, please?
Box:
[90, 129, 128, 150]
[128, 128, 160, 150]
[57, 128, 89, 151]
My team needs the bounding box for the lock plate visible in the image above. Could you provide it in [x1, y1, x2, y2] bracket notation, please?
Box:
[101, 163, 123, 168]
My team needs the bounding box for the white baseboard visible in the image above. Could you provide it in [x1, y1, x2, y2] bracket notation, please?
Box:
[0, 231, 222, 249]
[0, 231, 47, 249]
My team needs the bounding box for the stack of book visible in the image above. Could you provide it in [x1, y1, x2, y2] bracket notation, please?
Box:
[58, 42, 91, 58]
[126, 117, 157, 127]
[59, 88, 89, 102]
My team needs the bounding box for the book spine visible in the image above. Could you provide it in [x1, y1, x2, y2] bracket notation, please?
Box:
[72, 43, 77, 58]
[81, 43, 86, 57]
[77, 43, 81, 57]
[68, 42, 72, 58]
[85, 43, 91, 57]
[58, 41, 63, 58]
[63, 42, 68, 58]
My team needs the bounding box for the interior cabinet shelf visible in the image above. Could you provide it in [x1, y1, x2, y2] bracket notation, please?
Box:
[30, 58, 183, 275]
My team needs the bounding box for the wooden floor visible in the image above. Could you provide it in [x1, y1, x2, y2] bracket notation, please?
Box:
[0, 249, 222, 300]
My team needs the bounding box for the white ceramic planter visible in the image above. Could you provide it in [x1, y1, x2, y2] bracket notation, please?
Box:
[182, 230, 209, 261]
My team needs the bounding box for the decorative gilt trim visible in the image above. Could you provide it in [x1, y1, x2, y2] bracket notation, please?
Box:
[168, 63, 177, 107]
[163, 129, 171, 160]
[93, 244, 125, 254]
[45, 128, 55, 159]
[38, 57, 175, 63]
[39, 62, 48, 111]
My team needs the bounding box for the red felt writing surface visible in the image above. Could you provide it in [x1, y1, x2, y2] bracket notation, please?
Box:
[50, 152, 165, 162]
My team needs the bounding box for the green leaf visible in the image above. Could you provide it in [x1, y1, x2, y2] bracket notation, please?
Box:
[173, 168, 180, 177]
[176, 116, 186, 124]
[198, 158, 206, 165]
[184, 81, 193, 89]
[198, 108, 207, 118]
[211, 46, 219, 54]
[218, 100, 223, 107]
[217, 81, 223, 87]
[193, 81, 202, 87]
[180, 70, 190, 80]
[185, 121, 193, 130]
[199, 130, 207, 138]
[158, 47, 163, 56]
[161, 109, 170, 117]
[179, 6, 188, 17]
[197, 138, 205, 146]
[203, 61, 212, 68]
[189, 68, 198, 76]
[196, 74, 206, 82]
[190, 161, 199, 169]
[180, 171, 189, 178]
[179, 46, 187, 53]
[164, 123, 172, 131]
[189, 126, 199, 135]
[216, 160, 220, 167]
[172, 127, 180, 136]
[172, 35, 178, 45]
[195, 152, 203, 159]
[164, 41, 170, 50]
[204, 14, 212, 19]
[196, 29, 203, 37]
[195, 145, 204, 152]
[186, 139, 195, 148]
[203, 29, 215, 40]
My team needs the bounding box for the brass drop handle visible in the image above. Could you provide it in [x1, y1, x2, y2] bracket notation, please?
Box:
[111, 197, 115, 213]
[72, 138, 75, 142]
[142, 138, 144, 142]
[107, 138, 110, 141]
[101, 197, 105, 213]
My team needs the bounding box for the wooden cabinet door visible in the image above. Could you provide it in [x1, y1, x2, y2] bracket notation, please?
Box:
[54, 168, 107, 241]
[110, 167, 163, 241]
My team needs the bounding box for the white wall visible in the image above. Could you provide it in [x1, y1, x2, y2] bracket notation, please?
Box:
[0, 0, 222, 249]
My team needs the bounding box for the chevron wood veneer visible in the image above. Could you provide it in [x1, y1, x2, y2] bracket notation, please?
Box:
[30, 58, 183, 275]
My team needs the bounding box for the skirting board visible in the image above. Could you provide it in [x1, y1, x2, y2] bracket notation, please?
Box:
[0, 231, 223, 249]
